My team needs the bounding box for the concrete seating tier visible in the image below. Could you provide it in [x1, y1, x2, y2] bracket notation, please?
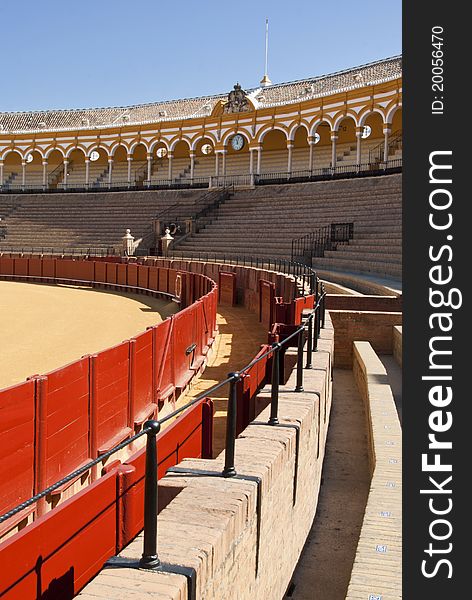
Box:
[178, 174, 402, 280]
[0, 189, 205, 250]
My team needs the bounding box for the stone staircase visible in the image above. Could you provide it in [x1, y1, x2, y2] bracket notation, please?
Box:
[177, 174, 402, 279]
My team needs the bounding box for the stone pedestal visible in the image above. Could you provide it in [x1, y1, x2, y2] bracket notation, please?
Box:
[161, 228, 174, 257]
[122, 229, 135, 256]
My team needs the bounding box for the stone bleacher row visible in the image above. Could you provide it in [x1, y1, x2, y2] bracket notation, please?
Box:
[0, 190, 202, 251]
[177, 174, 402, 280]
[1, 138, 402, 188]
[0, 173, 401, 280]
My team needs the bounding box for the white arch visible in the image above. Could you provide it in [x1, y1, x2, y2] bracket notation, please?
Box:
[0, 148, 24, 161]
[190, 132, 218, 151]
[169, 137, 191, 152]
[23, 147, 46, 160]
[385, 103, 402, 126]
[332, 113, 357, 132]
[44, 146, 66, 160]
[288, 122, 310, 142]
[65, 145, 87, 159]
[85, 146, 110, 160]
[109, 142, 130, 158]
[149, 138, 170, 154]
[257, 125, 288, 145]
[129, 140, 150, 155]
[358, 107, 387, 127]
[220, 129, 252, 147]
[308, 118, 333, 138]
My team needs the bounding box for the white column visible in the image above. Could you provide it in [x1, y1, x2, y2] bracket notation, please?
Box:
[215, 152, 220, 177]
[308, 138, 315, 173]
[190, 151, 195, 180]
[42, 160, 48, 189]
[168, 152, 173, 180]
[330, 134, 338, 169]
[356, 128, 363, 166]
[383, 126, 391, 163]
[147, 153, 152, 184]
[85, 158, 90, 186]
[63, 159, 69, 188]
[22, 161, 27, 188]
[127, 155, 133, 185]
[249, 148, 254, 175]
[222, 150, 227, 176]
[287, 142, 293, 175]
[0, 162, 3, 188]
[256, 146, 262, 174]
[108, 158, 113, 187]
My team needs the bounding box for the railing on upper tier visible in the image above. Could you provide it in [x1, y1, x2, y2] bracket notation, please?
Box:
[0, 158, 402, 194]
[291, 222, 354, 265]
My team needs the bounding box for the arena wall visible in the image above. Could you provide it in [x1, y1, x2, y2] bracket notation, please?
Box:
[329, 310, 403, 368]
[348, 341, 402, 599]
[78, 318, 334, 600]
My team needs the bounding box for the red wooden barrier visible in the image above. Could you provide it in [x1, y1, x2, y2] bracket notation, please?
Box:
[130, 330, 155, 426]
[91, 343, 132, 454]
[28, 257, 42, 277]
[0, 470, 119, 600]
[259, 279, 276, 329]
[0, 256, 14, 275]
[0, 381, 36, 531]
[149, 266, 159, 291]
[137, 264, 149, 289]
[13, 257, 28, 276]
[219, 271, 237, 306]
[37, 359, 91, 489]
[152, 318, 175, 403]
[94, 261, 107, 283]
[127, 264, 138, 288]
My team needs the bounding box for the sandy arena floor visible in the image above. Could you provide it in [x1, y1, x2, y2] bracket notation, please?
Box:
[0, 281, 178, 389]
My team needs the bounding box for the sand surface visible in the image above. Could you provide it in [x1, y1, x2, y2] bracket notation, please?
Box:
[0, 281, 178, 388]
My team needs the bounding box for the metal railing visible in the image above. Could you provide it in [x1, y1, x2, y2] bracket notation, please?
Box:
[291, 222, 354, 263]
[165, 251, 317, 297]
[0, 158, 402, 194]
[369, 130, 402, 164]
[0, 283, 327, 581]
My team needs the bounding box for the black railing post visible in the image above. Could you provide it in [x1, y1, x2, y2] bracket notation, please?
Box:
[139, 420, 161, 570]
[295, 325, 305, 392]
[321, 290, 326, 328]
[223, 372, 240, 477]
[268, 343, 281, 425]
[306, 314, 313, 369]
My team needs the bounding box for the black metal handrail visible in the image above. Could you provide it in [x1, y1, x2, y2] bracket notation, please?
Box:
[291, 222, 354, 264]
[0, 275, 327, 579]
[0, 159, 402, 194]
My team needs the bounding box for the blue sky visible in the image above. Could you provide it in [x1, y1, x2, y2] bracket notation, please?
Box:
[1, 0, 401, 112]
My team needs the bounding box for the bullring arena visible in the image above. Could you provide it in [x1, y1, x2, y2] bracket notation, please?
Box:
[0, 55, 402, 600]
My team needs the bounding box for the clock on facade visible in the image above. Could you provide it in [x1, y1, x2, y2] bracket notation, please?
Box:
[231, 134, 245, 151]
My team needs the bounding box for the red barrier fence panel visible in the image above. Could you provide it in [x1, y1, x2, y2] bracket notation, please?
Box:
[127, 264, 138, 288]
[94, 261, 107, 283]
[152, 318, 175, 402]
[137, 265, 149, 289]
[74, 260, 95, 283]
[91, 343, 132, 454]
[0, 256, 14, 275]
[116, 263, 127, 286]
[172, 307, 197, 390]
[158, 268, 169, 293]
[259, 279, 276, 329]
[37, 359, 91, 489]
[41, 258, 56, 279]
[55, 259, 77, 281]
[0, 380, 36, 528]
[292, 294, 315, 325]
[0, 470, 119, 599]
[130, 330, 155, 426]
[13, 258, 28, 277]
[219, 272, 237, 306]
[149, 266, 159, 291]
[28, 257, 42, 277]
[105, 262, 117, 285]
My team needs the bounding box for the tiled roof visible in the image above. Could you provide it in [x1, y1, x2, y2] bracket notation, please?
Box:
[0, 56, 401, 134]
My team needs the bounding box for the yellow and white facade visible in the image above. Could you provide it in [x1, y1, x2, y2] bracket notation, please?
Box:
[0, 56, 402, 191]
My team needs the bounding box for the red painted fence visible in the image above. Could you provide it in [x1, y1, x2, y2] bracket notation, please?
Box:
[0, 257, 218, 532]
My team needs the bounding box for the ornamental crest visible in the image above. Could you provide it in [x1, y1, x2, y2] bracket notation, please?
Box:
[223, 83, 251, 114]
